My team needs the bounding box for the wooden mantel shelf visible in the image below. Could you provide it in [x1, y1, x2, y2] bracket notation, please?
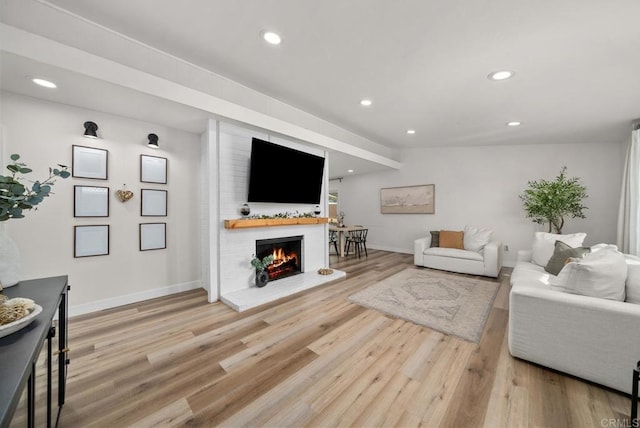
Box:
[224, 217, 329, 229]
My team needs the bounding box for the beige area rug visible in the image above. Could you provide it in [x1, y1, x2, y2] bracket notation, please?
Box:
[348, 268, 499, 343]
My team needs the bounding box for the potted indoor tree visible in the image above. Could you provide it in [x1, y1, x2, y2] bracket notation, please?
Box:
[519, 166, 588, 234]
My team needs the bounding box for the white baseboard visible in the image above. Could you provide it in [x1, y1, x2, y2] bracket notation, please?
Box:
[367, 244, 413, 254]
[69, 280, 202, 317]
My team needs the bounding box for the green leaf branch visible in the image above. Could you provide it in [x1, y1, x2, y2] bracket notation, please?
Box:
[0, 154, 70, 221]
[250, 254, 275, 271]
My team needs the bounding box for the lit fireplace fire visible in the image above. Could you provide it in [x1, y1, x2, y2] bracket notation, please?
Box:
[266, 247, 299, 280]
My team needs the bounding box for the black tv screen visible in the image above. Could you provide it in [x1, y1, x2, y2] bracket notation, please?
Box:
[247, 138, 325, 204]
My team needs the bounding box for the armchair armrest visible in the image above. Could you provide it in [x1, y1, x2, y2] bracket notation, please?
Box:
[483, 240, 502, 277]
[414, 235, 432, 266]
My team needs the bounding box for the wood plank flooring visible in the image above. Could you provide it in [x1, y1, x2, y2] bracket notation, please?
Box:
[51, 249, 631, 427]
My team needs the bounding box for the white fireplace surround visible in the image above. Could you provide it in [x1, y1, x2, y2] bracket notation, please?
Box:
[201, 120, 345, 311]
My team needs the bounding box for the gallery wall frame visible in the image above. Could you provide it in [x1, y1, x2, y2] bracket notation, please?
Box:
[140, 223, 166, 251]
[380, 184, 435, 214]
[74, 185, 109, 217]
[140, 154, 168, 184]
[72, 145, 108, 180]
[141, 189, 168, 216]
[74, 225, 110, 257]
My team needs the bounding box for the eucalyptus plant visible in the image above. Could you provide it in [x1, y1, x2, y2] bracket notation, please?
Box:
[250, 254, 275, 272]
[0, 154, 70, 221]
[519, 166, 588, 234]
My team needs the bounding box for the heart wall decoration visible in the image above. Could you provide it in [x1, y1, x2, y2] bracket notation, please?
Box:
[115, 187, 134, 203]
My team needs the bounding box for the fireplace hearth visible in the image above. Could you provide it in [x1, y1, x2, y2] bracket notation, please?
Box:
[256, 235, 303, 282]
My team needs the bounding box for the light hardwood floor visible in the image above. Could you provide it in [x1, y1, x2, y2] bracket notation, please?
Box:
[55, 250, 631, 427]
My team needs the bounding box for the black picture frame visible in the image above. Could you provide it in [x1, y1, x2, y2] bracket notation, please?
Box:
[74, 225, 110, 257]
[140, 223, 166, 251]
[140, 189, 168, 216]
[72, 145, 108, 180]
[74, 185, 109, 217]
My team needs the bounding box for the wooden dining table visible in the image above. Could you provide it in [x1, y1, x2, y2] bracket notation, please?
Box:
[329, 225, 366, 257]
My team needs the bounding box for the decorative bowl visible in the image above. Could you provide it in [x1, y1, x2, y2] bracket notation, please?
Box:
[0, 304, 42, 339]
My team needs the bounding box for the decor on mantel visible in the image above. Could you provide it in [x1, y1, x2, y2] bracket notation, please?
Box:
[313, 205, 321, 216]
[251, 254, 274, 288]
[115, 185, 134, 203]
[0, 154, 69, 287]
[240, 203, 251, 216]
[520, 166, 588, 233]
[246, 211, 319, 219]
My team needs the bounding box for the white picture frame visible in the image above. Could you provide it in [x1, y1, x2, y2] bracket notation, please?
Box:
[72, 145, 108, 180]
[140, 155, 167, 184]
[141, 189, 167, 216]
[74, 225, 109, 257]
[140, 223, 166, 251]
[74, 185, 109, 217]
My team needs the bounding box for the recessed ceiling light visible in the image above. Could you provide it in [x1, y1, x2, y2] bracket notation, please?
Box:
[487, 70, 514, 81]
[506, 121, 521, 127]
[31, 78, 57, 89]
[262, 31, 282, 45]
[347, 169, 354, 173]
[360, 99, 372, 107]
[407, 129, 416, 135]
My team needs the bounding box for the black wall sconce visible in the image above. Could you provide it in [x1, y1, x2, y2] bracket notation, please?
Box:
[147, 133, 159, 149]
[83, 121, 98, 139]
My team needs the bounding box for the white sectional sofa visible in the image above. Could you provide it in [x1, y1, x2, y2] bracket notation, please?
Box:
[414, 226, 502, 278]
[509, 234, 640, 395]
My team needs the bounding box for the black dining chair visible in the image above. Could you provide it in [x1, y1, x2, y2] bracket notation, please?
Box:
[328, 229, 339, 255]
[345, 229, 368, 258]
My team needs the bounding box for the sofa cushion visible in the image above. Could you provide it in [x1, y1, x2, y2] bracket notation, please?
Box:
[429, 231, 440, 248]
[463, 225, 493, 252]
[531, 232, 587, 267]
[625, 254, 640, 304]
[544, 240, 590, 275]
[551, 245, 627, 301]
[423, 247, 483, 261]
[439, 230, 464, 249]
[511, 261, 553, 289]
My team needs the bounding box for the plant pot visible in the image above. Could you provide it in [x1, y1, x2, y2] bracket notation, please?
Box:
[0, 225, 21, 288]
[255, 270, 269, 288]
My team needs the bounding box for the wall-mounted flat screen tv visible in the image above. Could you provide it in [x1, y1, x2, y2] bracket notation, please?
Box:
[247, 138, 325, 204]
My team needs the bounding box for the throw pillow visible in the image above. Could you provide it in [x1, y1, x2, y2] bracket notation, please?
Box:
[550, 245, 627, 301]
[439, 230, 464, 249]
[463, 225, 493, 252]
[429, 231, 440, 248]
[544, 240, 590, 275]
[531, 231, 587, 267]
[625, 254, 640, 304]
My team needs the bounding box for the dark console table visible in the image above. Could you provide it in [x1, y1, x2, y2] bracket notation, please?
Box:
[0, 276, 69, 428]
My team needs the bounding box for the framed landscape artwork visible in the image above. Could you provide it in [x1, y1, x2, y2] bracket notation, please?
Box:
[380, 184, 435, 214]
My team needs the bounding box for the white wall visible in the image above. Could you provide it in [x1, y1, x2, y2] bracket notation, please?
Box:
[1, 92, 202, 314]
[337, 142, 625, 266]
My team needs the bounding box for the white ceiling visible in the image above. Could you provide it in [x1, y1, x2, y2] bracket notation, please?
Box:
[2, 0, 640, 175]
